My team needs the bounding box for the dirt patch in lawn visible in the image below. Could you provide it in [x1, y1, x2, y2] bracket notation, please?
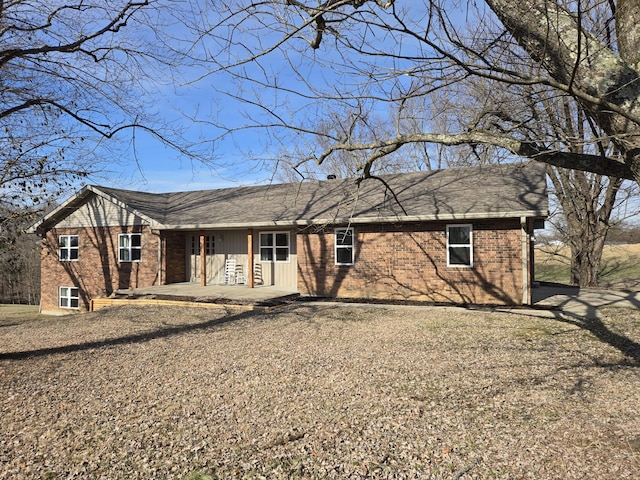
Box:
[1, 304, 639, 479]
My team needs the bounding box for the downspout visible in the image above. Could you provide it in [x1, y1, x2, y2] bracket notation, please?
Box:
[150, 228, 163, 286]
[158, 231, 163, 285]
[38, 233, 44, 313]
[520, 217, 530, 305]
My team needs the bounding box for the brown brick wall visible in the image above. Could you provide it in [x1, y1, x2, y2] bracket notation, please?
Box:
[163, 231, 187, 283]
[40, 226, 160, 313]
[297, 220, 525, 305]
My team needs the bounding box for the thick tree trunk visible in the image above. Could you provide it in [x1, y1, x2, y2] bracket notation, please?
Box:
[568, 230, 607, 288]
[617, 0, 640, 66]
[485, 0, 640, 187]
[547, 165, 621, 288]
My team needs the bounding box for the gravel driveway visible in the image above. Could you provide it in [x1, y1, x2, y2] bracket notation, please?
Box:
[1, 303, 639, 479]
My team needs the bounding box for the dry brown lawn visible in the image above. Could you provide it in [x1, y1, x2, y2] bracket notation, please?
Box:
[1, 303, 639, 479]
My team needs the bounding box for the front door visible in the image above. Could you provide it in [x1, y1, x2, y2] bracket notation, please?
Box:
[257, 230, 297, 288]
[186, 233, 218, 283]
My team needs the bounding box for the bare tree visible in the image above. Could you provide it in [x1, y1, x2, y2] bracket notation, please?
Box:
[0, 0, 204, 211]
[0, 0, 215, 304]
[0, 211, 40, 304]
[182, 1, 640, 186]
[173, 0, 640, 287]
[537, 95, 633, 287]
[434, 35, 638, 287]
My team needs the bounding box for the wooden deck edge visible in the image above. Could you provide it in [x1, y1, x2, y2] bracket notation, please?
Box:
[90, 298, 256, 312]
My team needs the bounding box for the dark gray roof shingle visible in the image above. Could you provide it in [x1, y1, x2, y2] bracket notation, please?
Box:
[97, 161, 548, 229]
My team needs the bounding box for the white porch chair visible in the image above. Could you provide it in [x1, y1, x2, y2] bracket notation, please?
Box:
[235, 264, 246, 285]
[253, 263, 264, 285]
[223, 259, 236, 285]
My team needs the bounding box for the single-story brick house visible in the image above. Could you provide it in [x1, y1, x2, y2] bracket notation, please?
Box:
[28, 162, 548, 314]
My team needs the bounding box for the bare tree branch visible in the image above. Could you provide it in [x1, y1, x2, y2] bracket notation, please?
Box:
[316, 130, 634, 180]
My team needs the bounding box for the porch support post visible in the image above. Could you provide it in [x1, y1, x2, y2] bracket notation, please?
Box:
[520, 217, 530, 305]
[247, 229, 255, 288]
[200, 231, 206, 287]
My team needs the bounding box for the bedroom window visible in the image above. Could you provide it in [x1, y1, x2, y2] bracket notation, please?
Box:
[59, 286, 79, 309]
[260, 232, 290, 262]
[447, 224, 473, 267]
[335, 227, 354, 265]
[119, 233, 142, 262]
[59, 235, 79, 261]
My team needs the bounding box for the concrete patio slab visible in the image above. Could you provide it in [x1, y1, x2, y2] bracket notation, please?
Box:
[116, 282, 299, 305]
[532, 283, 640, 319]
[115, 282, 640, 320]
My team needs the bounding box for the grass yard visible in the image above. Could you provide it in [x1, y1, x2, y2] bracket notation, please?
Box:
[536, 242, 640, 289]
[1, 303, 639, 479]
[0, 304, 41, 321]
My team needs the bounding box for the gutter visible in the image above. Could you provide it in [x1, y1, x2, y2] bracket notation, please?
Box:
[156, 210, 549, 231]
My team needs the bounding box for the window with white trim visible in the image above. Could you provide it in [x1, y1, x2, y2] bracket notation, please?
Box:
[335, 227, 354, 265]
[119, 233, 142, 262]
[59, 286, 79, 309]
[59, 235, 79, 261]
[260, 232, 290, 262]
[447, 224, 473, 267]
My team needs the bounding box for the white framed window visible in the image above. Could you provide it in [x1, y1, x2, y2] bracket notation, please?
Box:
[59, 286, 79, 309]
[260, 232, 290, 262]
[447, 224, 473, 267]
[59, 235, 79, 261]
[335, 227, 354, 265]
[119, 233, 142, 262]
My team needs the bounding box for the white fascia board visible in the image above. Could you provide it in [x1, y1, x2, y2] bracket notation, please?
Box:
[26, 186, 163, 234]
[26, 186, 94, 234]
[158, 209, 548, 231]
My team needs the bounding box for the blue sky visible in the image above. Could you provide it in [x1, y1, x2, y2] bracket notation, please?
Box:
[94, 8, 298, 193]
[95, 2, 442, 193]
[107, 79, 274, 193]
[90, 0, 640, 232]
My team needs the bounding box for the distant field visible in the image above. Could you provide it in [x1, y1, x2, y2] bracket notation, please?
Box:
[536, 243, 640, 289]
[0, 304, 40, 321]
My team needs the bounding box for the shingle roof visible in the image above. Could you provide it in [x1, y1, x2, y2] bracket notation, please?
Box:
[31, 162, 548, 233]
[103, 161, 548, 228]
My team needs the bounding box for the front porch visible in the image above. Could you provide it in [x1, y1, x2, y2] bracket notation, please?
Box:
[114, 282, 299, 307]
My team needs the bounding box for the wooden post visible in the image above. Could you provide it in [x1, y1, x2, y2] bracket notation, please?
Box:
[521, 217, 529, 305]
[247, 229, 254, 288]
[200, 231, 206, 286]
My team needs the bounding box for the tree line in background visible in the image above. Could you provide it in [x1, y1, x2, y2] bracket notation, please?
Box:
[0, 213, 40, 304]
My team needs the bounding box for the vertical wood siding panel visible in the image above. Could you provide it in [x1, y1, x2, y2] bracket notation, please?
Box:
[56, 195, 144, 228]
